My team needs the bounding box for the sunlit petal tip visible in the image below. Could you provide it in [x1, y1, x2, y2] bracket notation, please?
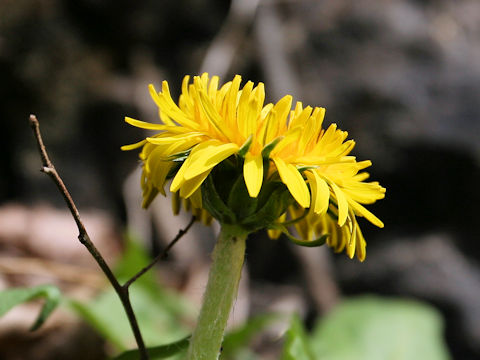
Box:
[170, 177, 183, 193]
[148, 83, 158, 94]
[120, 139, 147, 151]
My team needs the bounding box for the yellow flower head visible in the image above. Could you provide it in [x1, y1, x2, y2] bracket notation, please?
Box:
[123, 73, 385, 261]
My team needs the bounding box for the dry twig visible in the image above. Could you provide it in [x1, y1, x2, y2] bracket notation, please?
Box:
[29, 114, 195, 360]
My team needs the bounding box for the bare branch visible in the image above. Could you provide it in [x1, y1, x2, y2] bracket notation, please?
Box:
[29, 114, 149, 360]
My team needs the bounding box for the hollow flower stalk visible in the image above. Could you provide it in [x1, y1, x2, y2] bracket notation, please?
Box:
[123, 73, 385, 261]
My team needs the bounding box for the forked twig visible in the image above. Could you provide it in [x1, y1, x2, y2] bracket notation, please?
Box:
[29, 114, 194, 360]
[124, 215, 196, 289]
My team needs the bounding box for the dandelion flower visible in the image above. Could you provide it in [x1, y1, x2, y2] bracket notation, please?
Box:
[123, 73, 385, 260]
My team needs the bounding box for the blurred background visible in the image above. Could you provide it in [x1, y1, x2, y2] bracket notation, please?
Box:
[1, 0, 479, 359]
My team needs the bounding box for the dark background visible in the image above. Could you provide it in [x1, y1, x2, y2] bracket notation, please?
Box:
[1, 0, 479, 359]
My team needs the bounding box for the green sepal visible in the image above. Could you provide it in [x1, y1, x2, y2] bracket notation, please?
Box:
[255, 181, 284, 210]
[241, 184, 292, 232]
[290, 234, 328, 247]
[296, 165, 318, 173]
[209, 159, 238, 202]
[281, 208, 309, 226]
[167, 149, 191, 162]
[269, 223, 328, 247]
[202, 175, 236, 224]
[261, 137, 283, 158]
[238, 134, 253, 158]
[227, 176, 258, 221]
[260, 137, 283, 181]
[170, 155, 189, 163]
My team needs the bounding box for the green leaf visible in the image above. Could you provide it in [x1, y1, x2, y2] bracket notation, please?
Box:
[220, 313, 285, 358]
[114, 233, 156, 289]
[111, 336, 190, 360]
[311, 296, 451, 360]
[69, 236, 195, 352]
[281, 314, 315, 360]
[0, 284, 61, 331]
[69, 283, 193, 352]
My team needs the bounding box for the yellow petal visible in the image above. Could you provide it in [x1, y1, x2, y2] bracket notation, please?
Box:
[288, 105, 312, 129]
[271, 127, 301, 156]
[121, 139, 147, 151]
[124, 117, 168, 130]
[148, 149, 173, 196]
[197, 89, 231, 140]
[179, 170, 211, 199]
[171, 191, 181, 215]
[208, 76, 219, 100]
[272, 95, 292, 129]
[252, 83, 265, 113]
[148, 84, 163, 108]
[346, 220, 357, 259]
[157, 81, 199, 129]
[238, 81, 253, 130]
[306, 171, 330, 215]
[329, 181, 349, 226]
[243, 152, 263, 197]
[348, 200, 384, 228]
[225, 75, 242, 130]
[170, 140, 217, 192]
[170, 157, 190, 193]
[355, 225, 366, 262]
[189, 187, 203, 208]
[146, 132, 203, 145]
[267, 212, 286, 239]
[273, 157, 310, 208]
[267, 229, 282, 239]
[184, 142, 239, 180]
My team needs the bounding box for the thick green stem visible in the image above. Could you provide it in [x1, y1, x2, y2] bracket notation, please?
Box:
[187, 224, 248, 360]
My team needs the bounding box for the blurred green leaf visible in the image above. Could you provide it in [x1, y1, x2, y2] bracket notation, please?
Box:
[69, 279, 193, 352]
[111, 336, 190, 360]
[69, 234, 195, 352]
[114, 233, 157, 288]
[310, 296, 451, 360]
[0, 284, 61, 331]
[281, 314, 315, 360]
[221, 313, 285, 359]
